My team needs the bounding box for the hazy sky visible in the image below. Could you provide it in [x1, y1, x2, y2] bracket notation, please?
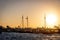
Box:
[0, 0, 60, 28]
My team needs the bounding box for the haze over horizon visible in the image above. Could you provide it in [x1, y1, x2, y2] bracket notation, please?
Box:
[0, 0, 60, 28]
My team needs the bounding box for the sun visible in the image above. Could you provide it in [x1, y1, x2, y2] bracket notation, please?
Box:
[46, 14, 57, 28]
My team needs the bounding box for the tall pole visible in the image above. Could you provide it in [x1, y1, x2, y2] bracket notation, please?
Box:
[26, 16, 28, 28]
[44, 13, 46, 28]
[22, 16, 24, 27]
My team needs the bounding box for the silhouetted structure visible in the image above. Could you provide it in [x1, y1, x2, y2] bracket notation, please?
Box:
[1, 23, 60, 34]
[22, 16, 24, 27]
[0, 25, 2, 33]
[44, 13, 46, 28]
[26, 16, 28, 27]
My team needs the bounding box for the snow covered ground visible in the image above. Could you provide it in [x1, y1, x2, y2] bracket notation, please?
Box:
[1, 32, 60, 40]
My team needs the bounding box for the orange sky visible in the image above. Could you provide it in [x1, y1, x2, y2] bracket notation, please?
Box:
[0, 0, 60, 28]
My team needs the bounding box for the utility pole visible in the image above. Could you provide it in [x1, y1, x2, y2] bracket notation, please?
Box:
[26, 16, 28, 28]
[22, 16, 24, 27]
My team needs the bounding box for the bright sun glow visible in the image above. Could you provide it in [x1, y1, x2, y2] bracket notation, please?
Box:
[46, 14, 57, 28]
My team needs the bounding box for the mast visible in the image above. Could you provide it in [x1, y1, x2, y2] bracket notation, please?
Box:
[44, 13, 46, 28]
[26, 16, 28, 28]
[22, 16, 24, 27]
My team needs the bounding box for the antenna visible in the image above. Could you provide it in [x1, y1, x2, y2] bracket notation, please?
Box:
[26, 16, 28, 28]
[22, 16, 24, 27]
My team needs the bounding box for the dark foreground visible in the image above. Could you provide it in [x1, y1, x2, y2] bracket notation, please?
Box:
[0, 32, 60, 40]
